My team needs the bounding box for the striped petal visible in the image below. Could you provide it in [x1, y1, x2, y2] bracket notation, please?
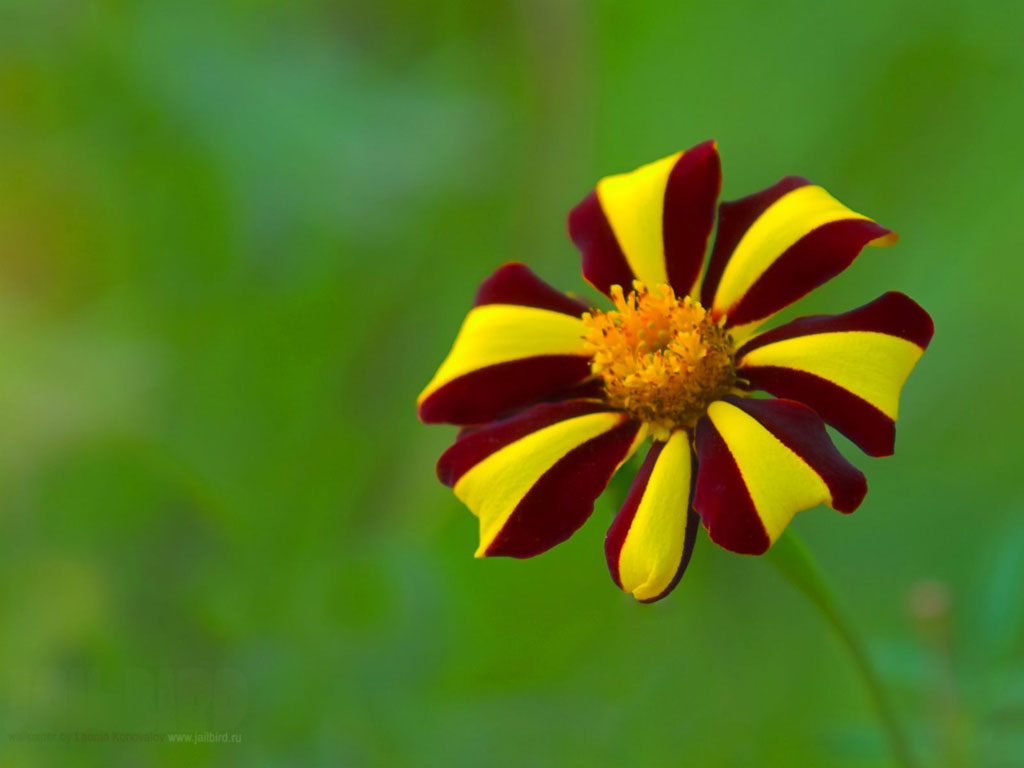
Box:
[568, 140, 721, 297]
[438, 400, 644, 558]
[737, 292, 934, 457]
[700, 177, 897, 338]
[694, 397, 867, 555]
[418, 263, 593, 425]
[605, 431, 699, 602]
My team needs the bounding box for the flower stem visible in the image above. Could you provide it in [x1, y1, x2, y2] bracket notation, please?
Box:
[764, 529, 918, 768]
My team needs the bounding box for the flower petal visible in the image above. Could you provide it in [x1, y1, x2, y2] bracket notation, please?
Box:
[568, 140, 721, 297]
[694, 397, 867, 555]
[737, 292, 934, 456]
[438, 399, 608, 486]
[418, 263, 593, 424]
[700, 177, 896, 337]
[605, 431, 699, 602]
[439, 401, 643, 558]
[473, 261, 589, 316]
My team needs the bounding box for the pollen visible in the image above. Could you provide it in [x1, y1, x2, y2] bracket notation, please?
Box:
[582, 282, 737, 440]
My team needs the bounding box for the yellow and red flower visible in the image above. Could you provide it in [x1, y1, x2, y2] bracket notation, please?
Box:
[417, 140, 932, 602]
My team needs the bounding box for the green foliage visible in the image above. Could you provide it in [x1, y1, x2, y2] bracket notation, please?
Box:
[0, 0, 1021, 765]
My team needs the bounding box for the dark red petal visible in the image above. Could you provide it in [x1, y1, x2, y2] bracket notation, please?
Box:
[724, 219, 895, 328]
[417, 356, 593, 426]
[737, 292, 934, 456]
[739, 291, 935, 355]
[474, 262, 589, 316]
[437, 399, 613, 487]
[723, 396, 867, 513]
[568, 190, 636, 297]
[605, 440, 665, 590]
[485, 420, 641, 558]
[605, 439, 699, 603]
[662, 139, 721, 295]
[701, 176, 810, 307]
[739, 367, 898, 457]
[693, 415, 771, 555]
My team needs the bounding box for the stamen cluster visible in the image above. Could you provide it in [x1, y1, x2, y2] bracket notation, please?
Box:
[582, 282, 736, 439]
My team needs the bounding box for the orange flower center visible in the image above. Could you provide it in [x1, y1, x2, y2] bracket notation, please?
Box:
[582, 282, 736, 439]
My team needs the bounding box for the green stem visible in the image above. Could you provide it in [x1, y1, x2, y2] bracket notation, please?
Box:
[764, 530, 918, 768]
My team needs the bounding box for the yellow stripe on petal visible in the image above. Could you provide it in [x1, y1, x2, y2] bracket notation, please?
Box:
[621, 423, 651, 469]
[453, 411, 626, 556]
[712, 185, 881, 313]
[707, 400, 830, 544]
[618, 431, 692, 601]
[738, 331, 923, 419]
[596, 152, 681, 287]
[417, 304, 589, 406]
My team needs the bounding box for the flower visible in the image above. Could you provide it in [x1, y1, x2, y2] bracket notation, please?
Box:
[417, 140, 933, 602]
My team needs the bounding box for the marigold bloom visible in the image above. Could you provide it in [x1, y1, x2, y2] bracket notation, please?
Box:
[418, 140, 933, 602]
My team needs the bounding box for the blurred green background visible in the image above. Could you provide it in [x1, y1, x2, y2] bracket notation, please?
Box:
[1, 0, 1023, 765]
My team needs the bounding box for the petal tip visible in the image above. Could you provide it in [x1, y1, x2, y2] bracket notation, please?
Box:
[416, 394, 444, 424]
[834, 471, 868, 514]
[707, 526, 771, 556]
[870, 229, 899, 247]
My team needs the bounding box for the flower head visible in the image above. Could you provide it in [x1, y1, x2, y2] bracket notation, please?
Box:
[418, 140, 933, 602]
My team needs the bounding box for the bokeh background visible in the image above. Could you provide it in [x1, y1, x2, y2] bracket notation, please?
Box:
[2, 0, 1023, 765]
